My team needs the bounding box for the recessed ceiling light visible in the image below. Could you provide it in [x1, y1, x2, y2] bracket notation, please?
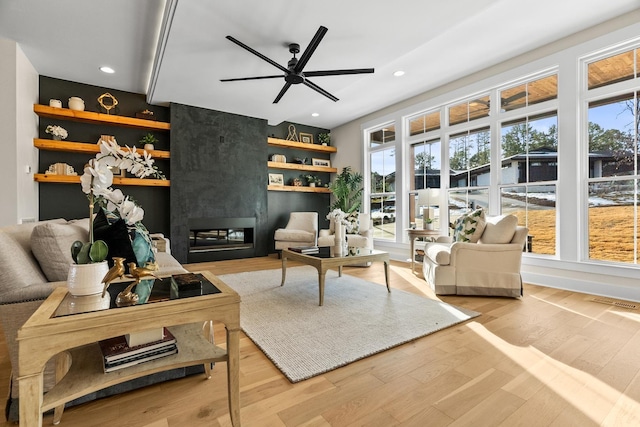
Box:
[311, 113, 319, 117]
[99, 66, 115, 74]
[393, 70, 405, 77]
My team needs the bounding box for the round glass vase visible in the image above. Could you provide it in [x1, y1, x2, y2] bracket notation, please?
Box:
[66, 261, 109, 296]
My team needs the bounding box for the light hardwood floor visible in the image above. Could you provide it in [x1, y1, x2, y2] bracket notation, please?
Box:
[2, 255, 639, 426]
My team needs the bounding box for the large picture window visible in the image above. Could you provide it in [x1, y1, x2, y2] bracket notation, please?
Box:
[587, 92, 639, 263]
[500, 111, 558, 255]
[410, 139, 441, 230]
[368, 126, 396, 240]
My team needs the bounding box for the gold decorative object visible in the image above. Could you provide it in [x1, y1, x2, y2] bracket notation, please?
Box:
[101, 257, 126, 297]
[286, 124, 298, 141]
[115, 262, 159, 307]
[97, 92, 118, 114]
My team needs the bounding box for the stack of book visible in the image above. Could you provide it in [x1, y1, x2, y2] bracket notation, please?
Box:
[289, 246, 319, 254]
[98, 327, 177, 373]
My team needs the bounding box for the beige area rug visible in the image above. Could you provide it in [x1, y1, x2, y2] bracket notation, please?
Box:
[218, 266, 480, 382]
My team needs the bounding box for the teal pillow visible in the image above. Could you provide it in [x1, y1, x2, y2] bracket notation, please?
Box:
[453, 208, 486, 243]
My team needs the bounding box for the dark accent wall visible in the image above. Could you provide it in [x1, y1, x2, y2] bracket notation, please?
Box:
[266, 122, 331, 251]
[38, 76, 170, 235]
[170, 103, 268, 263]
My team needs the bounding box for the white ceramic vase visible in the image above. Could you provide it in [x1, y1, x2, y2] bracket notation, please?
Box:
[66, 261, 109, 296]
[68, 96, 85, 111]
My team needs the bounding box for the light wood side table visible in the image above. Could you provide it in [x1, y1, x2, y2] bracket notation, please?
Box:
[17, 271, 241, 427]
[406, 228, 441, 274]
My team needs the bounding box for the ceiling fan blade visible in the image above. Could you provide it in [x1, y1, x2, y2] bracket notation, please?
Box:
[304, 68, 375, 77]
[294, 26, 328, 73]
[225, 35, 289, 74]
[303, 79, 338, 102]
[273, 82, 293, 104]
[220, 74, 283, 82]
[502, 91, 527, 105]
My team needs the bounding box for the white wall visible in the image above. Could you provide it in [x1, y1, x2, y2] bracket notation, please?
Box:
[331, 11, 640, 302]
[0, 38, 19, 226]
[0, 38, 38, 227]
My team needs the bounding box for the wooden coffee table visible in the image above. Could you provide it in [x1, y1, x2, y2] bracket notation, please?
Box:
[281, 247, 390, 306]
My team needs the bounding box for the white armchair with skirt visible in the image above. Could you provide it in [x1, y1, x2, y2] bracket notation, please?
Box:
[422, 211, 528, 297]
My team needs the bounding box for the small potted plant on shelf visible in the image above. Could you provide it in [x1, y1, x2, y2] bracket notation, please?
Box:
[303, 174, 321, 187]
[318, 133, 330, 146]
[139, 133, 159, 151]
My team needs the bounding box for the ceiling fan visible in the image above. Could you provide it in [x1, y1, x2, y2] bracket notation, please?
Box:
[221, 26, 374, 103]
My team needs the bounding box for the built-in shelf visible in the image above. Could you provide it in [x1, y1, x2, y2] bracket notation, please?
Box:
[267, 137, 336, 153]
[34, 104, 170, 130]
[268, 185, 330, 193]
[34, 174, 170, 187]
[267, 161, 336, 173]
[34, 139, 170, 159]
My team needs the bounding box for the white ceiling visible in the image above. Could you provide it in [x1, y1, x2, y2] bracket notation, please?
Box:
[1, 0, 639, 129]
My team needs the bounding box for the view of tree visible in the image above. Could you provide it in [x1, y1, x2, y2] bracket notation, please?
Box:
[501, 122, 558, 158]
[414, 151, 435, 170]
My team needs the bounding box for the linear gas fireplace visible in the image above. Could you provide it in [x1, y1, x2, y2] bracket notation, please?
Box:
[187, 217, 256, 263]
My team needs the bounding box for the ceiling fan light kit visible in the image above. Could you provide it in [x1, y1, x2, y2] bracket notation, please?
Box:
[221, 26, 374, 103]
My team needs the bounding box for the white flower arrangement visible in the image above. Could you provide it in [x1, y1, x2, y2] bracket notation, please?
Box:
[326, 208, 354, 232]
[45, 125, 68, 139]
[72, 137, 166, 264]
[82, 138, 165, 225]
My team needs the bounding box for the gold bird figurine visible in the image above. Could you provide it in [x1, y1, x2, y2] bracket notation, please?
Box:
[128, 262, 159, 283]
[115, 263, 159, 307]
[101, 257, 126, 297]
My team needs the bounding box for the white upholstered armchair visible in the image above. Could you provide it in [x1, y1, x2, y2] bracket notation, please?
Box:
[422, 214, 528, 297]
[274, 212, 318, 252]
[317, 212, 373, 250]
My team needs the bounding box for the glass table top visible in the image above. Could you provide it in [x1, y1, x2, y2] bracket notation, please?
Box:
[54, 273, 221, 317]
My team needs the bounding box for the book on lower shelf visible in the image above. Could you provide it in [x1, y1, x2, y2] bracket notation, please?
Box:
[289, 246, 319, 254]
[103, 345, 178, 373]
[98, 327, 177, 364]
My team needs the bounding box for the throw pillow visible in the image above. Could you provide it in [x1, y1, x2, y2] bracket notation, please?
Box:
[31, 222, 89, 282]
[345, 212, 360, 234]
[452, 208, 486, 243]
[479, 215, 518, 244]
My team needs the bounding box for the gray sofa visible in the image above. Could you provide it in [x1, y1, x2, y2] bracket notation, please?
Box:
[0, 218, 193, 422]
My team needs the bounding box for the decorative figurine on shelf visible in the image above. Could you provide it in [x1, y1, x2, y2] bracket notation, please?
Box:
[115, 262, 159, 307]
[291, 178, 303, 187]
[97, 92, 118, 114]
[286, 124, 298, 141]
[136, 109, 155, 120]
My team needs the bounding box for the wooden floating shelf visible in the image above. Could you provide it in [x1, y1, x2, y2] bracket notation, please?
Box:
[34, 139, 170, 159]
[267, 161, 336, 173]
[34, 104, 170, 131]
[267, 137, 336, 153]
[268, 185, 330, 193]
[34, 174, 170, 187]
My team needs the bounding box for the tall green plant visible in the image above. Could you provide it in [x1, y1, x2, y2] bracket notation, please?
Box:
[329, 166, 364, 213]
